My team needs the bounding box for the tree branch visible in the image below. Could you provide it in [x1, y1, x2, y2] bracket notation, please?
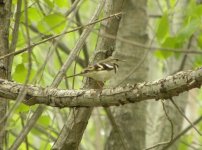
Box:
[0, 12, 122, 61]
[0, 67, 201, 107]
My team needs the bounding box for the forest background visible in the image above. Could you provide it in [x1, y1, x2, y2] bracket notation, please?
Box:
[1, 0, 202, 150]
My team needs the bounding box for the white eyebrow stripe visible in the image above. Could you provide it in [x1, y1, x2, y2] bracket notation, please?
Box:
[97, 64, 104, 70]
[104, 63, 114, 69]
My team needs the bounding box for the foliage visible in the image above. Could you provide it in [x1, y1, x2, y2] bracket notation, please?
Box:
[5, 0, 202, 149]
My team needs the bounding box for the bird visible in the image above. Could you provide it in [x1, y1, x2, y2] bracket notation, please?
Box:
[66, 57, 125, 82]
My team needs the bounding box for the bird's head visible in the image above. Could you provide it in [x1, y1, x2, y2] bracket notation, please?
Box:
[99, 57, 126, 64]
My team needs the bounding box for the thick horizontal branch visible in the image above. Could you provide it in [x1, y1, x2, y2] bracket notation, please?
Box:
[0, 67, 202, 107]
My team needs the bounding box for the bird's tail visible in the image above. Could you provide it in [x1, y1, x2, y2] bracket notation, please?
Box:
[65, 72, 83, 79]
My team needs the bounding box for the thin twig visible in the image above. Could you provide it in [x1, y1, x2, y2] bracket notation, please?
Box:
[0, 0, 15, 149]
[52, 0, 107, 149]
[145, 141, 171, 150]
[31, 42, 54, 84]
[72, 54, 79, 89]
[8, 0, 22, 80]
[34, 125, 56, 141]
[20, 113, 29, 150]
[0, 0, 31, 142]
[24, 0, 32, 83]
[55, 49, 69, 89]
[35, 0, 46, 16]
[180, 141, 198, 150]
[156, 0, 163, 13]
[162, 100, 174, 140]
[28, 25, 85, 67]
[115, 44, 149, 87]
[172, 35, 194, 74]
[37, 0, 82, 32]
[10, 131, 37, 150]
[51, 3, 112, 87]
[9, 1, 108, 149]
[114, 29, 155, 86]
[9, 105, 45, 150]
[65, 0, 81, 17]
[104, 107, 129, 150]
[170, 98, 202, 136]
[144, 100, 174, 150]
[163, 119, 202, 150]
[11, 12, 76, 150]
[99, 33, 202, 54]
[31, 0, 84, 85]
[0, 12, 122, 61]
[71, 0, 89, 66]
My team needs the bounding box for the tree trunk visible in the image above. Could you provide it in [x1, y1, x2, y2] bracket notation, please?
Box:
[0, 0, 12, 149]
[147, 1, 190, 149]
[52, 0, 123, 149]
[105, 0, 148, 150]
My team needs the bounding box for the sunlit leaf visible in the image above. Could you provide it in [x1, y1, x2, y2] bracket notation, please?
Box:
[154, 36, 179, 59]
[156, 13, 169, 42]
[28, 7, 43, 24]
[55, 0, 69, 8]
[37, 13, 67, 34]
[44, 0, 54, 9]
[38, 115, 50, 126]
[177, 19, 200, 41]
[194, 55, 202, 67]
[13, 64, 26, 82]
[15, 103, 30, 113]
[197, 34, 202, 49]
[20, 7, 43, 25]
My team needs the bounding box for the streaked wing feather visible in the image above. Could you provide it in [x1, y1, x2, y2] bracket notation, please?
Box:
[67, 58, 121, 81]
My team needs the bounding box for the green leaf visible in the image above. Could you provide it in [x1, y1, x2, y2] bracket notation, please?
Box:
[12, 0, 18, 5]
[194, 55, 202, 67]
[38, 115, 50, 126]
[154, 50, 173, 59]
[13, 60, 36, 82]
[20, 7, 43, 25]
[16, 27, 25, 49]
[28, 7, 43, 24]
[44, 0, 54, 9]
[154, 36, 179, 59]
[186, 2, 202, 20]
[37, 13, 67, 34]
[55, 0, 69, 8]
[15, 103, 30, 113]
[177, 19, 200, 41]
[178, 142, 188, 150]
[197, 34, 202, 49]
[13, 64, 26, 82]
[156, 13, 169, 42]
[22, 53, 29, 63]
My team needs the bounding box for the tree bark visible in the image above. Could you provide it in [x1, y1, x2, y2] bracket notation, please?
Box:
[0, 68, 201, 107]
[147, 1, 190, 149]
[105, 0, 148, 150]
[52, 0, 123, 149]
[0, 1, 12, 149]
